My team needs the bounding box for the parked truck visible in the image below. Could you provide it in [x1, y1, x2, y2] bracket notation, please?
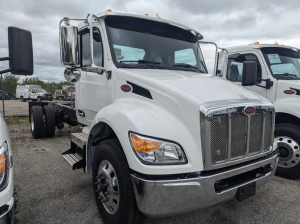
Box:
[0, 26, 34, 223]
[28, 12, 279, 223]
[54, 85, 75, 101]
[16, 85, 53, 102]
[217, 43, 300, 179]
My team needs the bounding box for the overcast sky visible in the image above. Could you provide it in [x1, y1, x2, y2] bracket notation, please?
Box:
[1, 0, 300, 82]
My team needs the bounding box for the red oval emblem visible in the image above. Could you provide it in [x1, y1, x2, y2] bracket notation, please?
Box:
[121, 84, 132, 92]
[244, 106, 256, 115]
[284, 90, 296, 94]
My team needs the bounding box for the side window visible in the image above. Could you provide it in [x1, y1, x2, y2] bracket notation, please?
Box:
[227, 54, 262, 82]
[93, 29, 103, 67]
[174, 48, 196, 66]
[81, 32, 91, 67]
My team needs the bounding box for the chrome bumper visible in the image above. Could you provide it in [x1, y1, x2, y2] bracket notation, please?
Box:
[0, 197, 14, 224]
[131, 152, 279, 217]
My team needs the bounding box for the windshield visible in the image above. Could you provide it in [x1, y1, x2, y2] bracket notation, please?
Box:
[105, 16, 207, 73]
[36, 89, 47, 93]
[261, 47, 300, 80]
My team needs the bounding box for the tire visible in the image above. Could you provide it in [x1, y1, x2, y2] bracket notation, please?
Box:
[43, 105, 55, 137]
[37, 96, 41, 102]
[275, 123, 300, 179]
[92, 139, 145, 224]
[32, 99, 37, 102]
[20, 96, 26, 102]
[30, 106, 44, 139]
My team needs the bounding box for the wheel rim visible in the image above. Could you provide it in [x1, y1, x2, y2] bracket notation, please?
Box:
[276, 136, 300, 168]
[31, 113, 34, 131]
[96, 160, 120, 214]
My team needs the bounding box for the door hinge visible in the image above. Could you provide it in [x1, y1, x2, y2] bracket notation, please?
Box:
[106, 71, 112, 80]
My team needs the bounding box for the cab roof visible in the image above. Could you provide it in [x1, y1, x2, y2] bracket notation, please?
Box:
[226, 44, 300, 53]
[77, 11, 203, 40]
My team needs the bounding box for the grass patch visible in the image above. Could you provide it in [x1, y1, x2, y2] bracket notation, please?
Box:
[5, 116, 29, 124]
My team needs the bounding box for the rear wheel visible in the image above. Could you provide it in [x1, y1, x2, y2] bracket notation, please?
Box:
[30, 106, 44, 139]
[275, 123, 300, 179]
[20, 96, 26, 102]
[92, 139, 145, 224]
[43, 105, 55, 137]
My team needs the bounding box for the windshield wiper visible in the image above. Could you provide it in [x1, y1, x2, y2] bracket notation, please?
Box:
[120, 60, 163, 69]
[274, 73, 300, 79]
[173, 63, 205, 73]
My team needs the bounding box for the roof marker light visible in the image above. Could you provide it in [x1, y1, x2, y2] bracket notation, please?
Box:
[254, 42, 259, 44]
[145, 14, 149, 16]
[106, 9, 112, 12]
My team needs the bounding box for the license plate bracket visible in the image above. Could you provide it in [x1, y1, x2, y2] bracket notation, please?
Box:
[236, 182, 256, 201]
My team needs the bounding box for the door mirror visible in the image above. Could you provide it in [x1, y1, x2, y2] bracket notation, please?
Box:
[64, 69, 81, 83]
[242, 61, 257, 86]
[6, 27, 34, 75]
[60, 25, 79, 68]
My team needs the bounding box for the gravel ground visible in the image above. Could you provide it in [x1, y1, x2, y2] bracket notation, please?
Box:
[12, 132, 300, 224]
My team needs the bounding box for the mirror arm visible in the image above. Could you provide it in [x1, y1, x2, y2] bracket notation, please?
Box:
[0, 57, 12, 74]
[255, 78, 273, 89]
[198, 41, 218, 76]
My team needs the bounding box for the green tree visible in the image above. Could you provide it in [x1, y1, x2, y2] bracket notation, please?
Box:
[0, 73, 19, 93]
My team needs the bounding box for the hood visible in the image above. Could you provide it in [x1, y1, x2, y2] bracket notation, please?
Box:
[117, 69, 264, 104]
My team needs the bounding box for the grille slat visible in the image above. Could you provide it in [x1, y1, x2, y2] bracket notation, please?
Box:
[263, 112, 272, 152]
[230, 114, 247, 160]
[208, 111, 273, 165]
[249, 113, 263, 155]
[210, 115, 228, 164]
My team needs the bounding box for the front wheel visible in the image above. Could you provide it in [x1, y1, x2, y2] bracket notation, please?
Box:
[275, 123, 300, 179]
[92, 139, 145, 224]
[37, 96, 41, 102]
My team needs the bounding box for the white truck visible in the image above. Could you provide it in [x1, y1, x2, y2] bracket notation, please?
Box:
[217, 43, 300, 179]
[16, 85, 53, 102]
[29, 12, 279, 223]
[0, 26, 34, 223]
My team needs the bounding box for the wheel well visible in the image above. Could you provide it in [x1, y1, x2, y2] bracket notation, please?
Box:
[87, 122, 118, 174]
[276, 113, 300, 126]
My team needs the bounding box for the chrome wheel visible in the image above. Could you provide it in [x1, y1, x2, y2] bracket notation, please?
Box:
[276, 136, 300, 168]
[95, 160, 120, 214]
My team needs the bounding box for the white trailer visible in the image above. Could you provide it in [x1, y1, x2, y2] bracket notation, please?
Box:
[16, 85, 53, 102]
[29, 12, 279, 223]
[217, 43, 300, 179]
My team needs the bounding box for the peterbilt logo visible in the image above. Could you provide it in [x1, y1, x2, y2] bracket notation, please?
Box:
[243, 106, 256, 115]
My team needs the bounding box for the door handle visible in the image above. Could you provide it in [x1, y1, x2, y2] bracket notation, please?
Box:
[77, 110, 85, 117]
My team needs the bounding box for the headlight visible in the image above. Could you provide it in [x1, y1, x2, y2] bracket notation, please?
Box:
[129, 133, 187, 165]
[0, 142, 11, 191]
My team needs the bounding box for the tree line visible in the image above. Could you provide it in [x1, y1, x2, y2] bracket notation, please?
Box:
[0, 73, 70, 94]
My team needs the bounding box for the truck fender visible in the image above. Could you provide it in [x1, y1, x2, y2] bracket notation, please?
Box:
[86, 100, 202, 175]
[274, 98, 300, 120]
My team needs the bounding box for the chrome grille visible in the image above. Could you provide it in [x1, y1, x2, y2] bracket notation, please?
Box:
[230, 114, 247, 160]
[210, 115, 228, 164]
[200, 100, 275, 169]
[263, 112, 273, 152]
[249, 113, 263, 155]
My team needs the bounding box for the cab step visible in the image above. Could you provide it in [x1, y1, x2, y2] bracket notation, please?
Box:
[62, 132, 88, 171]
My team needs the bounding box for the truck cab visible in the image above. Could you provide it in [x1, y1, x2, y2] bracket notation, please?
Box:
[218, 44, 300, 179]
[29, 12, 279, 223]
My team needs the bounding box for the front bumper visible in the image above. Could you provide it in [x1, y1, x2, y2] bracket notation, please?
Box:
[0, 197, 14, 224]
[41, 95, 53, 101]
[131, 152, 279, 217]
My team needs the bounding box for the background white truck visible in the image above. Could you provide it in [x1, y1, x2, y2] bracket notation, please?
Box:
[16, 85, 53, 102]
[217, 44, 300, 179]
[0, 26, 34, 223]
[29, 12, 279, 223]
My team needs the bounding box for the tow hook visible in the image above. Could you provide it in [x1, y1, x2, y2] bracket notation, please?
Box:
[258, 165, 273, 174]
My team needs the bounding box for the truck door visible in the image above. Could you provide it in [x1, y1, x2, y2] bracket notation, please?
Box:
[76, 25, 108, 125]
[226, 52, 267, 98]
